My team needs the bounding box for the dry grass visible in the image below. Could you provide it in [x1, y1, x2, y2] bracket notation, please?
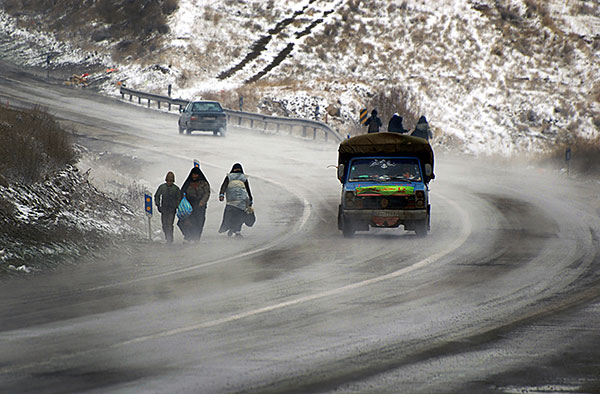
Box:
[365, 86, 422, 132]
[497, 3, 522, 26]
[571, 2, 599, 16]
[538, 136, 600, 176]
[0, 105, 75, 184]
[200, 85, 262, 113]
[2, 0, 178, 60]
[592, 82, 600, 104]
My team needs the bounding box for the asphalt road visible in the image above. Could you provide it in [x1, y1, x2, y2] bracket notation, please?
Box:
[1, 63, 600, 394]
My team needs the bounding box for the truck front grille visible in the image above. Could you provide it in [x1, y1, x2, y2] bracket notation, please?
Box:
[359, 196, 414, 209]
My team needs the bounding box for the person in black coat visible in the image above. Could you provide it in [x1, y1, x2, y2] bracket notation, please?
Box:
[388, 113, 408, 133]
[178, 167, 210, 242]
[365, 109, 382, 133]
[411, 116, 433, 141]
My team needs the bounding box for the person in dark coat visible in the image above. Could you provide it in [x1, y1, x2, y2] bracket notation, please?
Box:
[365, 109, 382, 133]
[412, 116, 433, 141]
[154, 171, 181, 243]
[388, 113, 408, 133]
[178, 167, 210, 242]
[218, 163, 253, 237]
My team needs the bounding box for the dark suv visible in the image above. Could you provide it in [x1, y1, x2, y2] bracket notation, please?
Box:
[178, 100, 227, 136]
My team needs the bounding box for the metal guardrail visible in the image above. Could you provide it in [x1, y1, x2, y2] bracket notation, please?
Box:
[120, 86, 187, 111]
[119, 86, 343, 142]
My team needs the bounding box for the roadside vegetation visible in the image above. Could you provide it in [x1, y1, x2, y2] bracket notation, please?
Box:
[2, 0, 178, 62]
[540, 137, 600, 177]
[0, 105, 142, 275]
[0, 105, 75, 184]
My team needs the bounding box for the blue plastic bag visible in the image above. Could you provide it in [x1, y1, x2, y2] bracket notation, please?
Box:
[176, 194, 193, 220]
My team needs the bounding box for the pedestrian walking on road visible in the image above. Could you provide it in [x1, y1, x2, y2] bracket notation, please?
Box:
[411, 115, 433, 141]
[218, 163, 253, 237]
[388, 113, 408, 133]
[178, 167, 210, 242]
[365, 109, 382, 133]
[154, 171, 181, 244]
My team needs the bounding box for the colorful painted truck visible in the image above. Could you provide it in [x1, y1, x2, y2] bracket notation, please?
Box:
[337, 132, 435, 237]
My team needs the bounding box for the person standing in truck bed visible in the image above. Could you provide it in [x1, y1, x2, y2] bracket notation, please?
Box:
[412, 116, 433, 141]
[365, 109, 382, 133]
[388, 113, 408, 133]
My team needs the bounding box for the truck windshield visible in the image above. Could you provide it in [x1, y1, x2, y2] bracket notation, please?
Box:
[348, 158, 422, 182]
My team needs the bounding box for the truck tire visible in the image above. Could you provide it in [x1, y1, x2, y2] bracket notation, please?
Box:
[415, 218, 428, 237]
[342, 216, 355, 238]
[179, 124, 185, 134]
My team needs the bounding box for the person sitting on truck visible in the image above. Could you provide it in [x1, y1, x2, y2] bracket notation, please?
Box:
[400, 164, 420, 181]
[365, 109, 382, 133]
[388, 113, 408, 133]
[411, 116, 433, 141]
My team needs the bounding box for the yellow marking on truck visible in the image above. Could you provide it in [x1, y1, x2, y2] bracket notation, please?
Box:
[356, 185, 414, 196]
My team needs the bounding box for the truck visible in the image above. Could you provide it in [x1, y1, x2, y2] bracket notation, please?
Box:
[337, 132, 435, 238]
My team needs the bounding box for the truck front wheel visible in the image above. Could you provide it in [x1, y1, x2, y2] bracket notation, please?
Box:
[342, 216, 355, 238]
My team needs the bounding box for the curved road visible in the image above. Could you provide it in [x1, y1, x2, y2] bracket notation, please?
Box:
[1, 64, 600, 393]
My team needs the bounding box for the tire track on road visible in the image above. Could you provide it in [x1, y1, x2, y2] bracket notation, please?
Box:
[0, 191, 472, 374]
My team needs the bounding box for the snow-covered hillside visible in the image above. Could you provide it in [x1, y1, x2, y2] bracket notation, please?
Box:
[0, 0, 598, 155]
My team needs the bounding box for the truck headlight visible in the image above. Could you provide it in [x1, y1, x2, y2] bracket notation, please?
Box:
[344, 191, 362, 208]
[345, 191, 355, 203]
[415, 190, 425, 208]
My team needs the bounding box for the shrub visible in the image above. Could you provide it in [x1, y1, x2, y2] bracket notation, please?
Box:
[365, 86, 421, 131]
[498, 4, 522, 26]
[540, 137, 600, 176]
[0, 105, 75, 184]
[2, 0, 180, 59]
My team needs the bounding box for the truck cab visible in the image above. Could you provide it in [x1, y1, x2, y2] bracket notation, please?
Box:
[337, 133, 434, 238]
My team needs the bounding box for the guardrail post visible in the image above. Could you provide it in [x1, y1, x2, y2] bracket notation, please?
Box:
[238, 116, 242, 126]
[158, 101, 161, 109]
[129, 94, 132, 101]
[325, 130, 328, 142]
[276, 123, 280, 134]
[168, 102, 171, 111]
[302, 126, 307, 138]
[263, 119, 267, 134]
[147, 99, 151, 108]
[138, 97, 141, 104]
[313, 128, 317, 140]
[250, 119, 254, 128]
